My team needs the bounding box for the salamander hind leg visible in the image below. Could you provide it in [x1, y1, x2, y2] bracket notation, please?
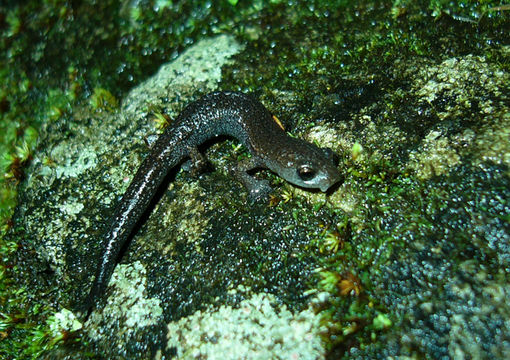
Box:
[186, 146, 213, 177]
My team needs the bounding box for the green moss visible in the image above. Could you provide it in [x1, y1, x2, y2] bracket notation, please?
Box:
[89, 88, 119, 111]
[309, 154, 509, 357]
[0, 272, 72, 359]
[427, 0, 505, 19]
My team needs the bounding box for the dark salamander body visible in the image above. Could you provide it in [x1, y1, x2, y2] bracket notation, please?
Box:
[83, 91, 341, 314]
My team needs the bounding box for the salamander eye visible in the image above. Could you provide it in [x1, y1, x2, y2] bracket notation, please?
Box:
[297, 165, 316, 181]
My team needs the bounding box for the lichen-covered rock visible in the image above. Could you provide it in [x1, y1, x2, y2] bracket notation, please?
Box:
[12, 34, 337, 359]
[9, 8, 510, 360]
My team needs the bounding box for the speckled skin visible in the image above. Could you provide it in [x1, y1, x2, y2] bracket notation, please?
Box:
[83, 91, 341, 314]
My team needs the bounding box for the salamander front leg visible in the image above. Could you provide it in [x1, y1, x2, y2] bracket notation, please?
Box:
[234, 157, 273, 201]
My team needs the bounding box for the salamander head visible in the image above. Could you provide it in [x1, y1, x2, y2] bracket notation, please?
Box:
[268, 139, 342, 192]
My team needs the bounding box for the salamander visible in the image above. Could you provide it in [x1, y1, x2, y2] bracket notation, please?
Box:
[82, 91, 342, 314]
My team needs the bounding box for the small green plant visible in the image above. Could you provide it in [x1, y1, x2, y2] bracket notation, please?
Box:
[90, 88, 119, 111]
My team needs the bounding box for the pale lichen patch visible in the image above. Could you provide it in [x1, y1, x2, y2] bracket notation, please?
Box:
[470, 112, 510, 174]
[47, 308, 83, 337]
[165, 291, 326, 360]
[408, 54, 509, 178]
[86, 261, 163, 341]
[123, 34, 245, 121]
[61, 199, 84, 217]
[52, 146, 99, 179]
[408, 130, 461, 180]
[306, 125, 341, 150]
[414, 55, 506, 121]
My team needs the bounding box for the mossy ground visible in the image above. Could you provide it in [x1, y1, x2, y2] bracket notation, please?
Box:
[1, 0, 509, 359]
